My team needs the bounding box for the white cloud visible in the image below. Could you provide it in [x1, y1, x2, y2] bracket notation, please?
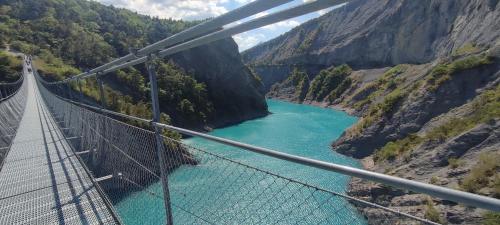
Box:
[233, 33, 266, 51]
[96, 0, 229, 21]
[93, 0, 333, 51]
[263, 20, 300, 30]
[234, 0, 255, 3]
[253, 12, 268, 19]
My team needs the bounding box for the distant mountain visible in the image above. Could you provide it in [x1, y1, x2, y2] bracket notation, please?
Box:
[243, 0, 500, 89]
[242, 0, 500, 224]
[0, 0, 267, 129]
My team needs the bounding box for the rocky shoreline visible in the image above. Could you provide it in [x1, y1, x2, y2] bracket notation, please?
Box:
[266, 96, 358, 116]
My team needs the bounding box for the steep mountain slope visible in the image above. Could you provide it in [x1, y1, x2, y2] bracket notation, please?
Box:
[243, 0, 500, 89]
[341, 49, 500, 224]
[0, 0, 267, 129]
[243, 0, 500, 224]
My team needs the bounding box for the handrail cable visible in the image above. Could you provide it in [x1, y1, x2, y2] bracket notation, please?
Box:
[0, 72, 24, 102]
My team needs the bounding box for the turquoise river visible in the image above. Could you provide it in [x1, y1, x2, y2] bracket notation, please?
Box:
[114, 99, 367, 224]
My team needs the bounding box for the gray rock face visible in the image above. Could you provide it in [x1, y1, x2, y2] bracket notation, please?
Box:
[252, 65, 293, 92]
[243, 0, 500, 68]
[333, 60, 500, 158]
[433, 122, 498, 166]
[348, 120, 500, 225]
[172, 38, 268, 128]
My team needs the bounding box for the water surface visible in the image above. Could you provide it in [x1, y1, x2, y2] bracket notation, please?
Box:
[115, 99, 365, 224]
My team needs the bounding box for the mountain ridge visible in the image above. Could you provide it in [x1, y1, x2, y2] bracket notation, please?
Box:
[243, 0, 500, 90]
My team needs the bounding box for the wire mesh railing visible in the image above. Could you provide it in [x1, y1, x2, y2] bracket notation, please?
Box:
[0, 75, 24, 103]
[35, 64, 443, 225]
[0, 61, 27, 170]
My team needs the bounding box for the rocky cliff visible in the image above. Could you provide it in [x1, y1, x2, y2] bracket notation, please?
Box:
[244, 0, 500, 224]
[170, 39, 268, 128]
[336, 48, 500, 224]
[243, 0, 500, 86]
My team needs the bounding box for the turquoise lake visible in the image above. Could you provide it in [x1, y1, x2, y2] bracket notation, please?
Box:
[115, 99, 367, 224]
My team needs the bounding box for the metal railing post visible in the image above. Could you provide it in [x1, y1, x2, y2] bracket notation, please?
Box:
[96, 73, 107, 110]
[57, 84, 63, 97]
[76, 78, 86, 155]
[77, 78, 84, 103]
[94, 73, 107, 169]
[3, 85, 9, 97]
[146, 54, 174, 225]
[66, 82, 73, 101]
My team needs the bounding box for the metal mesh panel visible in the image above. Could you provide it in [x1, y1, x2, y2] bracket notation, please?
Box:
[162, 138, 435, 225]
[37, 73, 164, 224]
[0, 68, 27, 169]
[0, 62, 119, 224]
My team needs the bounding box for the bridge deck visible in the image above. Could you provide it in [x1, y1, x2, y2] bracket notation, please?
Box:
[0, 66, 118, 224]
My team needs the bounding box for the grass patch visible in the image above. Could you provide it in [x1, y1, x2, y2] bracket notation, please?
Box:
[375, 84, 500, 162]
[427, 85, 500, 141]
[428, 54, 493, 90]
[352, 65, 408, 110]
[352, 83, 378, 110]
[424, 198, 446, 224]
[377, 89, 405, 114]
[383, 64, 408, 78]
[495, 174, 500, 198]
[348, 65, 414, 136]
[461, 152, 500, 195]
[374, 134, 422, 161]
[351, 88, 407, 137]
[452, 43, 480, 57]
[483, 212, 500, 225]
[448, 158, 464, 169]
[430, 176, 439, 184]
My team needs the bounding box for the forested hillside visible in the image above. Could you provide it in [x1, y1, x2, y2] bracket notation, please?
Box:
[0, 0, 267, 129]
[0, 51, 22, 82]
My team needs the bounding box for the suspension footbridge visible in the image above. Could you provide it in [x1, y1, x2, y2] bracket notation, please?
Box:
[0, 62, 119, 224]
[0, 0, 499, 224]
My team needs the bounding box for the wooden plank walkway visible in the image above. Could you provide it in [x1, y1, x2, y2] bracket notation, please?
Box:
[0, 63, 119, 224]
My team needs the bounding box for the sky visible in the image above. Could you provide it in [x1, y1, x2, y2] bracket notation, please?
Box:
[94, 0, 343, 52]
